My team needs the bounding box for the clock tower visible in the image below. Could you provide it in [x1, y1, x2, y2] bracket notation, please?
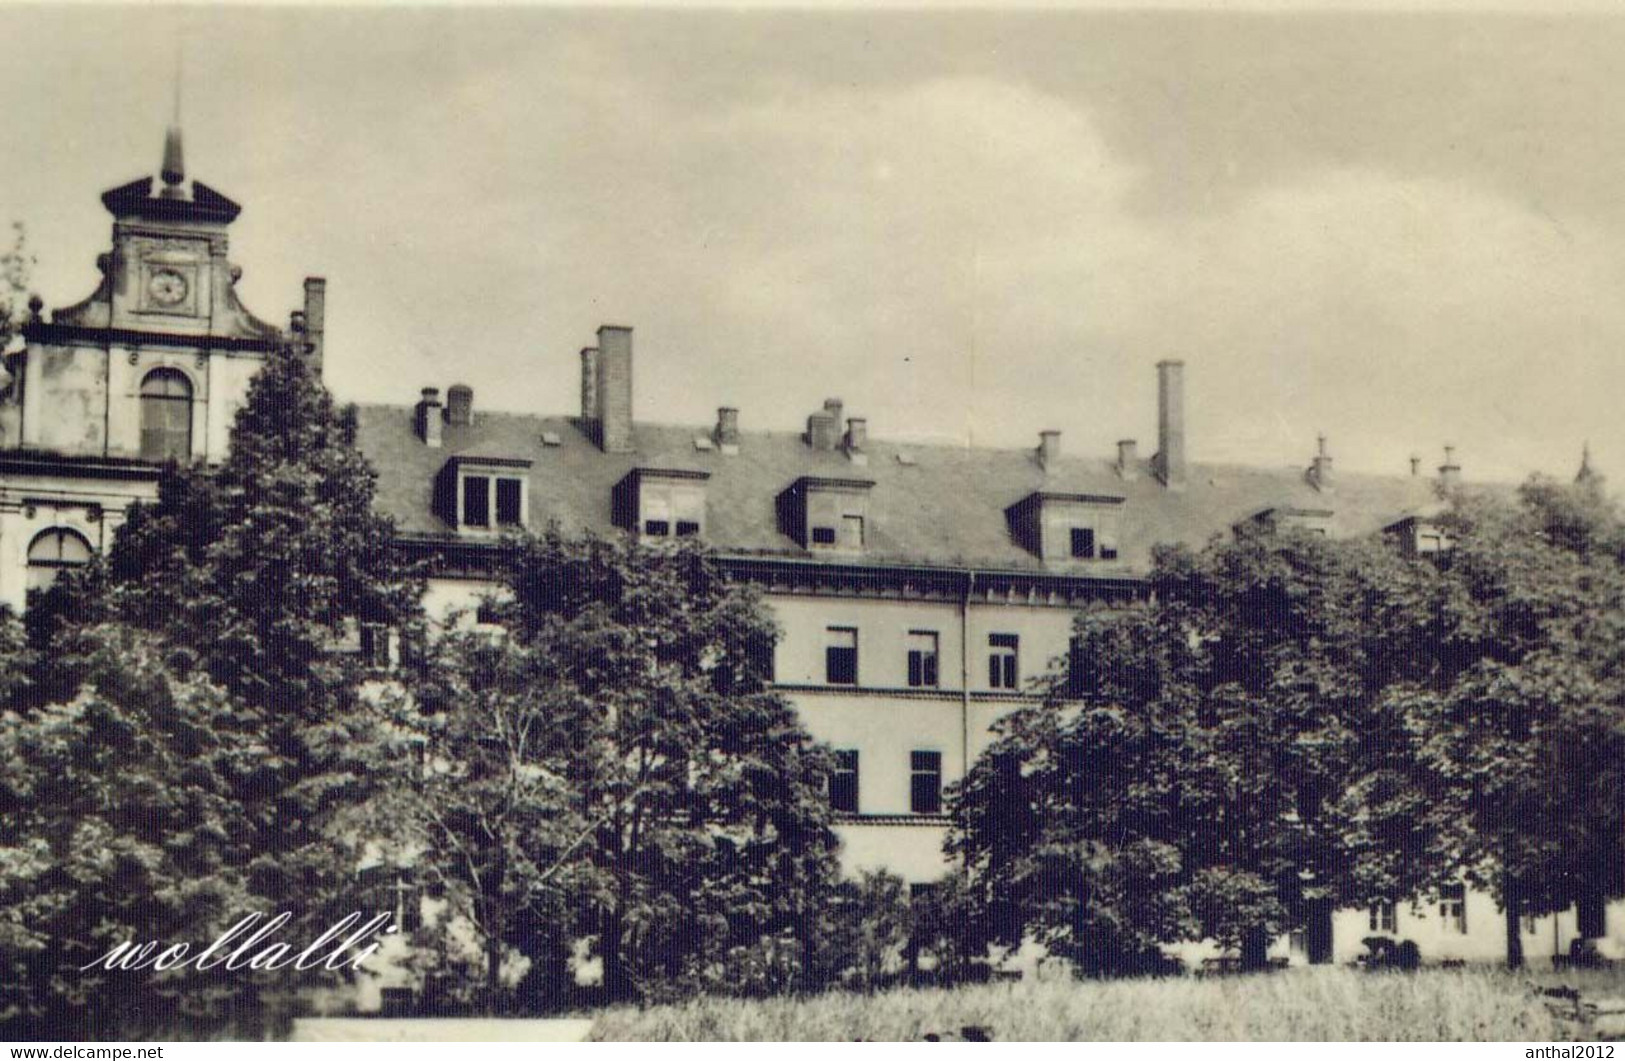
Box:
[0, 127, 324, 609]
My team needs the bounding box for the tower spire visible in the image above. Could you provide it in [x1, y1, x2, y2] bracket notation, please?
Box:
[1576, 440, 1603, 490]
[159, 35, 185, 197]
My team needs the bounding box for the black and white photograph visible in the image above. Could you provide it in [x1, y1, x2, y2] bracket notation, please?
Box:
[1, 0, 1623, 1045]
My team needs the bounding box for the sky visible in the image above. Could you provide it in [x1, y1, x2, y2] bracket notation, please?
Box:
[3, 5, 1623, 483]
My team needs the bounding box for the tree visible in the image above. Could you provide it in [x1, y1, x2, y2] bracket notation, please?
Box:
[28, 343, 424, 1018]
[0, 623, 255, 1038]
[373, 628, 584, 1014]
[951, 529, 1448, 973]
[812, 869, 911, 992]
[489, 530, 841, 1002]
[1400, 480, 1625, 967]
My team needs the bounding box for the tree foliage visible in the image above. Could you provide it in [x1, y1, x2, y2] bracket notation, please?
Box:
[3, 345, 423, 1033]
[951, 528, 1449, 972]
[393, 531, 841, 1004]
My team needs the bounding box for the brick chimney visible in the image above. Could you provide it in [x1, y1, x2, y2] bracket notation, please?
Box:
[1038, 430, 1061, 471]
[1439, 445, 1462, 489]
[807, 411, 838, 451]
[1308, 434, 1334, 493]
[1155, 360, 1187, 490]
[596, 325, 634, 453]
[416, 387, 443, 448]
[844, 417, 869, 465]
[303, 277, 326, 377]
[716, 407, 740, 453]
[446, 383, 473, 428]
[1117, 439, 1138, 480]
[580, 347, 600, 428]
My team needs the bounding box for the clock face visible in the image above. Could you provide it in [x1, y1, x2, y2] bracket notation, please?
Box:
[147, 268, 189, 307]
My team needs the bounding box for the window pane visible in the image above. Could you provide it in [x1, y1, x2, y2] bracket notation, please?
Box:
[907, 631, 939, 688]
[911, 751, 942, 814]
[644, 519, 670, 537]
[830, 749, 859, 813]
[811, 525, 836, 545]
[1071, 527, 1095, 559]
[495, 478, 523, 525]
[675, 520, 701, 537]
[462, 476, 490, 527]
[825, 627, 858, 685]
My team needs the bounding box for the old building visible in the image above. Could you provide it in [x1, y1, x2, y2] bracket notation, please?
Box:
[13, 136, 1622, 982]
[0, 128, 321, 610]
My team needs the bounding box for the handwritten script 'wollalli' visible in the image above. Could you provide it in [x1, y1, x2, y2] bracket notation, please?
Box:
[79, 913, 399, 974]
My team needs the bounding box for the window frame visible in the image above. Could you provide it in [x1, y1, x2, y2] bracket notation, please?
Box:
[830, 749, 859, 813]
[26, 527, 94, 593]
[910, 750, 943, 815]
[1439, 884, 1467, 934]
[988, 633, 1019, 691]
[907, 630, 940, 688]
[139, 367, 194, 463]
[825, 626, 859, 686]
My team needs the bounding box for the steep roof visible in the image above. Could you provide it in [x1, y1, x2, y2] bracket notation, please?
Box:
[354, 404, 1449, 577]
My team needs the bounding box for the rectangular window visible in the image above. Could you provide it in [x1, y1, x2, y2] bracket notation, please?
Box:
[811, 526, 837, 546]
[644, 519, 671, 537]
[830, 750, 859, 813]
[1369, 902, 1397, 934]
[1440, 884, 1467, 934]
[907, 630, 940, 688]
[495, 478, 524, 526]
[841, 514, 865, 549]
[747, 633, 776, 683]
[825, 627, 858, 685]
[911, 750, 942, 814]
[1067, 637, 1097, 698]
[462, 476, 490, 527]
[359, 623, 393, 670]
[1071, 527, 1096, 559]
[988, 633, 1019, 690]
[675, 520, 701, 537]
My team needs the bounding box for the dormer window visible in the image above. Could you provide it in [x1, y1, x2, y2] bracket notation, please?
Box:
[1385, 515, 1452, 558]
[1006, 492, 1125, 563]
[1239, 507, 1333, 538]
[781, 476, 875, 553]
[614, 468, 710, 541]
[439, 455, 533, 533]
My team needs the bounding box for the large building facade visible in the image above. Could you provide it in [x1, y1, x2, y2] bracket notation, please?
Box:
[11, 138, 1624, 986]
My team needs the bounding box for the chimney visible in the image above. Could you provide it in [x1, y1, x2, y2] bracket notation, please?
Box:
[1117, 439, 1139, 480]
[1308, 434, 1334, 493]
[303, 277, 326, 377]
[1155, 360, 1187, 490]
[716, 407, 740, 453]
[416, 387, 443, 447]
[844, 417, 869, 465]
[446, 383, 473, 428]
[580, 347, 600, 427]
[807, 411, 838, 451]
[596, 325, 634, 453]
[1038, 430, 1061, 470]
[1410, 454, 1421, 477]
[823, 397, 844, 428]
[1439, 445, 1462, 489]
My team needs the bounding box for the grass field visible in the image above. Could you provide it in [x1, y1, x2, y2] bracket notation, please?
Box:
[589, 967, 1625, 1041]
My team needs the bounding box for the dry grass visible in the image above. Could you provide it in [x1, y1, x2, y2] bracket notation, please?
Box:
[589, 967, 1625, 1041]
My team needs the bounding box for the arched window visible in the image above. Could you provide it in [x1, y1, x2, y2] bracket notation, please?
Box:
[140, 368, 193, 462]
[27, 528, 93, 593]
